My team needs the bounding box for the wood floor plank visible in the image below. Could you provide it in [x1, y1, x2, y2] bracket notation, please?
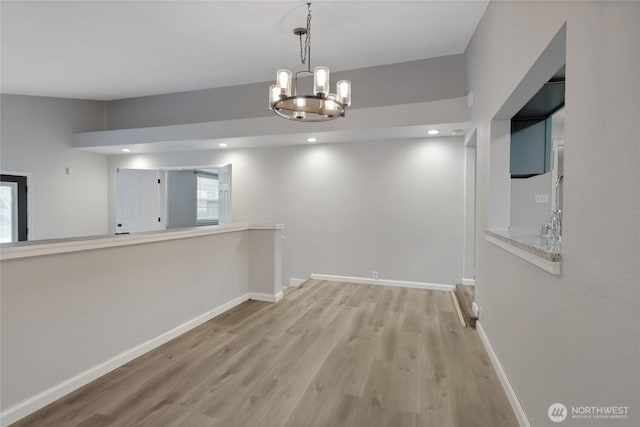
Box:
[419, 297, 455, 427]
[284, 300, 383, 426]
[348, 359, 421, 427]
[210, 298, 351, 425]
[10, 280, 517, 427]
[72, 413, 111, 427]
[391, 286, 410, 312]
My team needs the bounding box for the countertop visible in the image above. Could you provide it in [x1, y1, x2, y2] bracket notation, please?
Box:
[485, 229, 562, 262]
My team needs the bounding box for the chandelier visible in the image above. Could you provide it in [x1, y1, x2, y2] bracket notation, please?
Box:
[269, 3, 351, 122]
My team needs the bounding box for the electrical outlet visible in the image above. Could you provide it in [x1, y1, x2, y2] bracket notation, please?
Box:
[372, 271, 379, 280]
[535, 194, 550, 204]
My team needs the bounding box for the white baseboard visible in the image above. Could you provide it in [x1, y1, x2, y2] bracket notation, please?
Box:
[248, 291, 283, 303]
[310, 274, 455, 292]
[476, 321, 530, 427]
[471, 301, 480, 317]
[0, 292, 266, 427]
[289, 278, 306, 288]
[461, 277, 476, 286]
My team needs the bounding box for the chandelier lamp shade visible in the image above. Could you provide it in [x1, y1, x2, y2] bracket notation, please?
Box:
[269, 3, 351, 122]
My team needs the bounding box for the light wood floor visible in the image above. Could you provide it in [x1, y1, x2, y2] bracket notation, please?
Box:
[12, 280, 518, 427]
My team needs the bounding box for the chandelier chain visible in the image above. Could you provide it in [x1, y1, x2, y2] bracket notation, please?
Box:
[299, 3, 312, 67]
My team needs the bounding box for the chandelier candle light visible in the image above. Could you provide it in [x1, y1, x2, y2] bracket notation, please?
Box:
[269, 3, 351, 122]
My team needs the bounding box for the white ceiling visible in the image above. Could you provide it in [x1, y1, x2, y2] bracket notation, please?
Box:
[1, 1, 488, 101]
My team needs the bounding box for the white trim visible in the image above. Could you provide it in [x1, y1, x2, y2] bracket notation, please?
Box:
[154, 164, 230, 171]
[248, 291, 283, 303]
[0, 293, 252, 427]
[471, 301, 480, 317]
[461, 140, 476, 285]
[484, 234, 561, 275]
[450, 292, 467, 327]
[289, 278, 306, 288]
[476, 321, 530, 427]
[246, 224, 285, 230]
[461, 277, 476, 286]
[463, 126, 477, 147]
[310, 274, 454, 292]
[0, 223, 285, 261]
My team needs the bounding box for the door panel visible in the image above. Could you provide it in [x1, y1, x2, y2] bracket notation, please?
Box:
[115, 169, 164, 234]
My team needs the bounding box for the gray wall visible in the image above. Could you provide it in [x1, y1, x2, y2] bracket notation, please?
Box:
[109, 137, 466, 286]
[510, 172, 552, 233]
[105, 55, 465, 130]
[467, 2, 639, 426]
[166, 170, 197, 229]
[0, 95, 108, 240]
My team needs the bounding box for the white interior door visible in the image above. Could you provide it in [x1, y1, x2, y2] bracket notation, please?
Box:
[115, 169, 164, 233]
[0, 181, 18, 243]
[217, 164, 232, 225]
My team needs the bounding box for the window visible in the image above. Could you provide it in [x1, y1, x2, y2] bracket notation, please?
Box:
[196, 174, 219, 224]
[0, 174, 28, 242]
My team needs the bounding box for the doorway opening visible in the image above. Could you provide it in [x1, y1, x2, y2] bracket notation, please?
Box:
[114, 164, 232, 234]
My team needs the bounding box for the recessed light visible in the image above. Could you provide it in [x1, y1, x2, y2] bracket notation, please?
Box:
[451, 129, 464, 136]
[307, 137, 317, 143]
[427, 130, 440, 135]
[219, 143, 228, 147]
[121, 148, 131, 152]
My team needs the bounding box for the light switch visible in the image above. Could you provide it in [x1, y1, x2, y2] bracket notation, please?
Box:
[535, 194, 549, 203]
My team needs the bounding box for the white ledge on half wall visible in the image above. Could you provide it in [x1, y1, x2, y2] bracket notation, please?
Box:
[0, 223, 284, 261]
[484, 229, 561, 275]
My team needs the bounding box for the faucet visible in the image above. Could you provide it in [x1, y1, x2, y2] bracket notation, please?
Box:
[554, 175, 564, 212]
[542, 176, 563, 241]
